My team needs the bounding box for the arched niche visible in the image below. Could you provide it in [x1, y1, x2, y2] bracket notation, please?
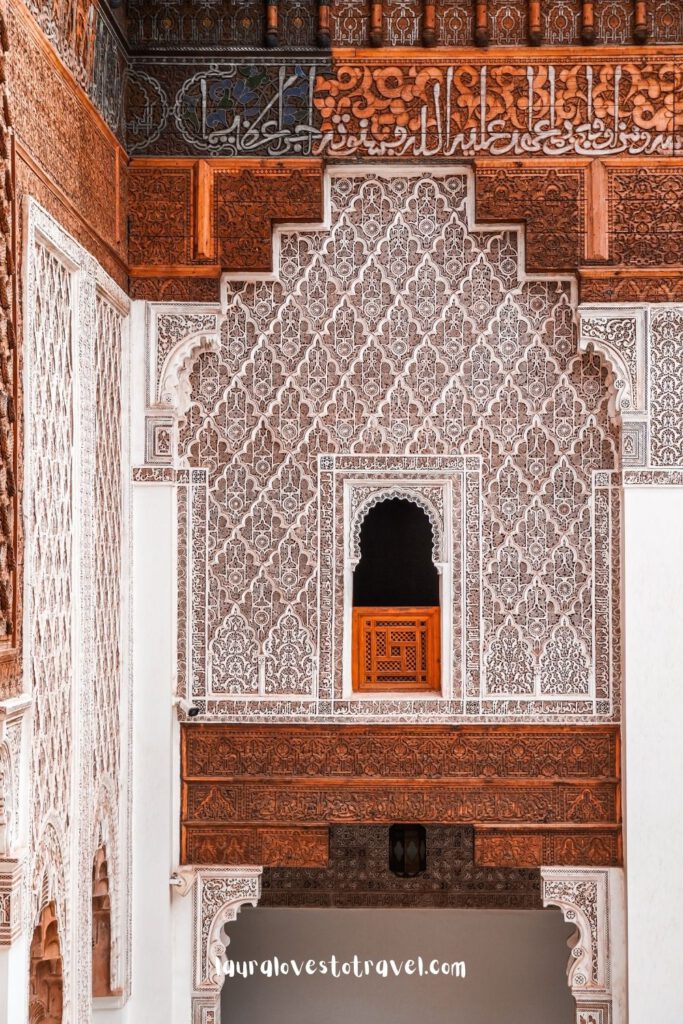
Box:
[352, 495, 440, 607]
[29, 901, 63, 1024]
[92, 846, 114, 998]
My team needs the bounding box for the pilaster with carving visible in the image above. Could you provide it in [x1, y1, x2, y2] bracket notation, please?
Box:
[542, 867, 626, 1024]
[0, 856, 23, 945]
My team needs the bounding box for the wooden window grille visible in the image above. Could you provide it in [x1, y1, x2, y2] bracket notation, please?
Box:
[352, 606, 440, 692]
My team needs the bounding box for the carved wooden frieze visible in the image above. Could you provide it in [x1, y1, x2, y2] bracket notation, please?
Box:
[183, 724, 619, 778]
[129, 156, 683, 303]
[126, 0, 683, 50]
[475, 163, 585, 274]
[314, 54, 680, 160]
[180, 724, 621, 868]
[185, 826, 329, 867]
[474, 827, 622, 868]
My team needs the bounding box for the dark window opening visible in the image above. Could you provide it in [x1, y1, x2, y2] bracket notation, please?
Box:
[353, 497, 439, 607]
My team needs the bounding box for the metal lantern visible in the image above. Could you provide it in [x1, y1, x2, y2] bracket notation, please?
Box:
[389, 824, 427, 877]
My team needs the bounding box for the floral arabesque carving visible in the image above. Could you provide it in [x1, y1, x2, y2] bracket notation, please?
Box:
[579, 309, 647, 419]
[158, 330, 221, 413]
[580, 304, 683, 473]
[650, 309, 683, 468]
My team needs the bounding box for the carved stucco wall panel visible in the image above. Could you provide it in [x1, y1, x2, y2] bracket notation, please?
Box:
[142, 168, 621, 723]
[23, 202, 130, 1019]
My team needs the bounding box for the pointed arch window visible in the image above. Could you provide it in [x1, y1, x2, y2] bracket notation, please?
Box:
[351, 497, 441, 692]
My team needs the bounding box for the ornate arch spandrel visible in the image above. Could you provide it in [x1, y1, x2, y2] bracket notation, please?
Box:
[349, 486, 444, 566]
[172, 865, 262, 1024]
[144, 306, 222, 466]
[542, 866, 626, 1024]
[578, 305, 648, 468]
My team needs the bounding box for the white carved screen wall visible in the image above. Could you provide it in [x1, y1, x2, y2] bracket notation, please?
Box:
[23, 202, 130, 1022]
[145, 168, 621, 723]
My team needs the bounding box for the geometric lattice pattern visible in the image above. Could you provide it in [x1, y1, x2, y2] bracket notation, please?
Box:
[352, 607, 440, 692]
[261, 825, 541, 908]
[177, 170, 621, 721]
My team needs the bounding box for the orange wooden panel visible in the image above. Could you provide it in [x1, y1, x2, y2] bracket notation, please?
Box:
[352, 606, 440, 692]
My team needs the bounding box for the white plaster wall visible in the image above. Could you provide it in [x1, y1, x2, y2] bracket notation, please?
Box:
[124, 483, 176, 1024]
[112, 300, 177, 1024]
[0, 937, 28, 1023]
[221, 907, 575, 1024]
[624, 485, 683, 1024]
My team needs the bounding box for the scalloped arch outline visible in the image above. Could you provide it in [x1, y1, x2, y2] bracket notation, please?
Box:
[349, 487, 443, 565]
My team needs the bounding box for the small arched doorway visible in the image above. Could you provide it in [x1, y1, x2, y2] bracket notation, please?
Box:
[352, 497, 441, 692]
[29, 901, 63, 1024]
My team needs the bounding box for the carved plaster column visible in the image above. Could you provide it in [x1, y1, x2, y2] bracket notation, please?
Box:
[172, 866, 262, 1024]
[542, 867, 626, 1024]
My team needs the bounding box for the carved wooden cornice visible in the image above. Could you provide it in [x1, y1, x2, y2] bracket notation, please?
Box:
[180, 724, 622, 869]
[128, 158, 324, 300]
[128, 154, 683, 303]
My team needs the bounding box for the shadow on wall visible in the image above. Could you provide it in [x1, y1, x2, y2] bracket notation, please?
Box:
[222, 907, 575, 1024]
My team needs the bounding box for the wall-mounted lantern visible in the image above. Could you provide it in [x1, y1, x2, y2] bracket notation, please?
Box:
[389, 824, 427, 877]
